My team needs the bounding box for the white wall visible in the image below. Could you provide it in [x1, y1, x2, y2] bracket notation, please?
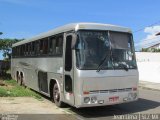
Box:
[136, 52, 160, 83]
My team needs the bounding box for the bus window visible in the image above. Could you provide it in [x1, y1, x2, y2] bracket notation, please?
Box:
[49, 37, 56, 55]
[35, 41, 39, 55]
[39, 40, 43, 54]
[48, 38, 53, 54]
[43, 38, 48, 55]
[31, 41, 35, 56]
[56, 36, 63, 55]
[25, 44, 28, 56]
[20, 45, 23, 56]
[28, 43, 32, 56]
[22, 45, 25, 57]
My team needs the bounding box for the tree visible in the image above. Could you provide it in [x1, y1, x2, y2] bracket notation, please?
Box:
[141, 48, 149, 52]
[0, 39, 22, 60]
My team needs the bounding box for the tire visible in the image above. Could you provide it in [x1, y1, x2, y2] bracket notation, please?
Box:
[53, 83, 65, 107]
[21, 74, 26, 87]
[17, 75, 22, 86]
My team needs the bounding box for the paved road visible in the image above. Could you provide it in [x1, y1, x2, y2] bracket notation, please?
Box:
[62, 88, 160, 120]
[1, 88, 159, 120]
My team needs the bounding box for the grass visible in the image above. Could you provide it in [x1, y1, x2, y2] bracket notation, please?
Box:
[0, 79, 42, 100]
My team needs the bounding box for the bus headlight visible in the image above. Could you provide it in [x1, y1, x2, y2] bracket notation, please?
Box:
[128, 93, 137, 100]
[84, 97, 90, 103]
[132, 93, 137, 99]
[91, 96, 97, 103]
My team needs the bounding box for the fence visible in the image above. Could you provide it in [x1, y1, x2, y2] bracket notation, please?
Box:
[136, 52, 160, 83]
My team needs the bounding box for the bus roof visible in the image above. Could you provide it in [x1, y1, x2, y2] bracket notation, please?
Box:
[12, 22, 132, 47]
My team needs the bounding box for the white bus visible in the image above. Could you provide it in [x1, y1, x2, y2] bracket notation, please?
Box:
[11, 23, 139, 108]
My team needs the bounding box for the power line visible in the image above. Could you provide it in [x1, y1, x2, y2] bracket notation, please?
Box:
[135, 36, 160, 47]
[133, 20, 160, 33]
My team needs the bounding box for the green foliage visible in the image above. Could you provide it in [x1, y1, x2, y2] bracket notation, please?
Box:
[0, 79, 42, 100]
[0, 39, 22, 60]
[141, 48, 149, 52]
[141, 48, 160, 52]
[5, 79, 17, 86]
[0, 87, 8, 97]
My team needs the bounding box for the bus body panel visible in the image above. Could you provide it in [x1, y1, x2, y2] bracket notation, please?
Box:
[11, 57, 64, 95]
[74, 69, 138, 108]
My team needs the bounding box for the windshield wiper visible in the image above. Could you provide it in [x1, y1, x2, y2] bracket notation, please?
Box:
[118, 63, 129, 71]
[96, 54, 109, 72]
[96, 31, 114, 72]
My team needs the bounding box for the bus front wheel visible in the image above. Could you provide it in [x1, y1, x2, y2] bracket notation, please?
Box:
[53, 83, 64, 107]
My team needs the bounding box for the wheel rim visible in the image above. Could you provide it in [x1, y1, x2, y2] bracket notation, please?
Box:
[53, 85, 60, 102]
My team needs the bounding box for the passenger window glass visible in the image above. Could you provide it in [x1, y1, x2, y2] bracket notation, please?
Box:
[26, 44, 29, 56]
[35, 41, 39, 55]
[56, 36, 63, 55]
[31, 42, 35, 56]
[28, 43, 31, 56]
[43, 39, 48, 55]
[49, 38, 53, 54]
[40, 40, 43, 54]
[22, 45, 25, 56]
[49, 37, 56, 55]
[13, 34, 63, 57]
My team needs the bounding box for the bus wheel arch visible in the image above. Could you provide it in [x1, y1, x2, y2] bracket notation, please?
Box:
[20, 72, 25, 86]
[49, 79, 65, 107]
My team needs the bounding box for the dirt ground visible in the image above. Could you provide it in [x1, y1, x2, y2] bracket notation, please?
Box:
[0, 97, 68, 114]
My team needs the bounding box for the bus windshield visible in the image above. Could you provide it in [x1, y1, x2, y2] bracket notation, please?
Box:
[75, 30, 137, 70]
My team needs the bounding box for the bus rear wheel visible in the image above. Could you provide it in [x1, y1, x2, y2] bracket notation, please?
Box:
[53, 83, 64, 107]
[17, 75, 22, 86]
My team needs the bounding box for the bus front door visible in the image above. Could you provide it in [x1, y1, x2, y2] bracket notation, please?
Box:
[63, 33, 75, 106]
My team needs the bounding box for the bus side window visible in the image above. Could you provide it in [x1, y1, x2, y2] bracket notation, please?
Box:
[28, 43, 31, 56]
[52, 39, 56, 55]
[39, 40, 43, 55]
[16, 47, 18, 57]
[22, 45, 25, 57]
[20, 45, 23, 57]
[55, 37, 59, 55]
[31, 41, 35, 56]
[43, 38, 48, 55]
[48, 37, 56, 55]
[59, 37, 63, 54]
[26, 43, 28, 56]
[48, 38, 53, 54]
[24, 44, 26, 56]
[35, 41, 39, 56]
[56, 36, 63, 55]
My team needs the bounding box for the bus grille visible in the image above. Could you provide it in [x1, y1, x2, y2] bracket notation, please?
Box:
[89, 88, 132, 94]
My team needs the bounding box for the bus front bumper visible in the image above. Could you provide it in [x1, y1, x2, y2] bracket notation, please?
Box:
[75, 91, 138, 108]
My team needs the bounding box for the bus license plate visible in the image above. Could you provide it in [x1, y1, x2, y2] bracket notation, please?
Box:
[109, 96, 119, 102]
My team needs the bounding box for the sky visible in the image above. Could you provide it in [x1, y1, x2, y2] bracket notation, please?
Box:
[0, 0, 160, 59]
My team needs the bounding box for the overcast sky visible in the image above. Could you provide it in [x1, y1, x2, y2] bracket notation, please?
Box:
[0, 0, 160, 59]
